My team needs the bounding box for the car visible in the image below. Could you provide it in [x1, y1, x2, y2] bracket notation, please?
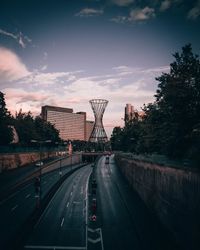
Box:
[91, 198, 97, 213]
[35, 161, 43, 167]
[105, 156, 109, 164]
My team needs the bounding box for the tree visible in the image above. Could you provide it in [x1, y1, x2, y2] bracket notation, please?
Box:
[14, 110, 37, 144]
[111, 44, 200, 166]
[0, 92, 13, 145]
[110, 126, 123, 151]
[34, 116, 60, 142]
[14, 110, 61, 145]
[154, 44, 200, 158]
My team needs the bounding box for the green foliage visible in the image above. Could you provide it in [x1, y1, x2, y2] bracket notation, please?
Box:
[110, 127, 123, 151]
[111, 44, 200, 167]
[13, 109, 60, 145]
[0, 92, 13, 145]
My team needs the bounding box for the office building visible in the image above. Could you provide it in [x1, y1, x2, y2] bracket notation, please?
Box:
[124, 104, 135, 125]
[124, 104, 145, 125]
[86, 121, 94, 141]
[41, 105, 90, 141]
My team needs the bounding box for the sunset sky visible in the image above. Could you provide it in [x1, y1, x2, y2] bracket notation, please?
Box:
[0, 0, 200, 136]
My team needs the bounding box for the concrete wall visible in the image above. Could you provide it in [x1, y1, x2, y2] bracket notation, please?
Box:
[115, 154, 200, 250]
[0, 151, 57, 172]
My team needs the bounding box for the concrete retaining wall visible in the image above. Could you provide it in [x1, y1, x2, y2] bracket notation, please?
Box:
[115, 154, 200, 250]
[0, 151, 57, 172]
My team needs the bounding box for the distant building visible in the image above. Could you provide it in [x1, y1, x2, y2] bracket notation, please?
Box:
[124, 104, 135, 125]
[41, 105, 92, 141]
[124, 104, 144, 125]
[86, 120, 94, 141]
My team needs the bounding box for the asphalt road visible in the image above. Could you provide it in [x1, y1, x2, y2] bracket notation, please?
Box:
[92, 155, 176, 250]
[0, 162, 84, 250]
[0, 155, 176, 250]
[24, 164, 92, 249]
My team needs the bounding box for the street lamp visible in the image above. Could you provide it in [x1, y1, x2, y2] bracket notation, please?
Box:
[68, 141, 73, 170]
[31, 139, 51, 207]
[55, 141, 67, 178]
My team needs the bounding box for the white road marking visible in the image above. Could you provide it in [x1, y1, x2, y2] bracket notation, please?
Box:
[88, 238, 101, 244]
[24, 245, 86, 249]
[11, 205, 18, 211]
[25, 194, 31, 199]
[66, 202, 69, 208]
[85, 169, 92, 250]
[73, 201, 81, 204]
[99, 228, 104, 250]
[70, 191, 73, 196]
[88, 228, 100, 233]
[61, 217, 65, 227]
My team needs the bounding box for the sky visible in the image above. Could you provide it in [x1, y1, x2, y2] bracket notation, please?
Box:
[0, 0, 200, 137]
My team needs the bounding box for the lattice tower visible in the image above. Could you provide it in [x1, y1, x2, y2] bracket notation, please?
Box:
[89, 99, 108, 142]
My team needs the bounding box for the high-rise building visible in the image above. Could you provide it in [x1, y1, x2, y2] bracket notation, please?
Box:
[41, 105, 90, 141]
[124, 103, 135, 125]
[86, 121, 94, 141]
[124, 104, 145, 125]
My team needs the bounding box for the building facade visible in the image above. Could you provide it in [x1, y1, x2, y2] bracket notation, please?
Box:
[41, 105, 90, 141]
[86, 120, 94, 141]
[124, 103, 135, 125]
[124, 104, 145, 125]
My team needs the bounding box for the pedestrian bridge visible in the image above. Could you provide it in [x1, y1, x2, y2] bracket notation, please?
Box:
[82, 151, 111, 162]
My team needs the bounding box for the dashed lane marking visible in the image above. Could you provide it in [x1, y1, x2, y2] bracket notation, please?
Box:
[88, 237, 101, 244]
[24, 245, 86, 249]
[61, 217, 65, 227]
[11, 205, 18, 211]
[25, 194, 31, 199]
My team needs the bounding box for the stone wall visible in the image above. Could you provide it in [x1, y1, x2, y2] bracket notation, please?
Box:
[115, 154, 200, 250]
[0, 151, 57, 172]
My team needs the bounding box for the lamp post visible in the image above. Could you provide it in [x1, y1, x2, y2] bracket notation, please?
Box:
[31, 139, 51, 207]
[55, 141, 67, 178]
[68, 141, 73, 170]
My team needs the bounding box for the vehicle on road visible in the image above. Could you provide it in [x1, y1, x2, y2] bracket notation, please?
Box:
[105, 156, 109, 164]
[35, 161, 43, 167]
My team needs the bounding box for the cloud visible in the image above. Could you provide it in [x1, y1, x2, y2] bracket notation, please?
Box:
[3, 88, 50, 115]
[21, 70, 83, 87]
[160, 0, 171, 11]
[0, 47, 30, 82]
[129, 6, 155, 21]
[41, 65, 48, 71]
[110, 15, 128, 23]
[75, 8, 104, 17]
[111, 6, 155, 23]
[187, 0, 200, 20]
[110, 0, 134, 6]
[1, 47, 170, 137]
[0, 28, 32, 48]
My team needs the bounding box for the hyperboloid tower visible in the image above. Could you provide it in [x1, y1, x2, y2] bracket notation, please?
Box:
[89, 99, 108, 143]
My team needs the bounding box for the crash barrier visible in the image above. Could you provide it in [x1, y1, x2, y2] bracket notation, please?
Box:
[115, 154, 200, 250]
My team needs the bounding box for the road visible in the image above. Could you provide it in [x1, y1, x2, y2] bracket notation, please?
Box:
[90, 155, 176, 250]
[0, 155, 176, 250]
[24, 164, 92, 249]
[0, 162, 84, 250]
